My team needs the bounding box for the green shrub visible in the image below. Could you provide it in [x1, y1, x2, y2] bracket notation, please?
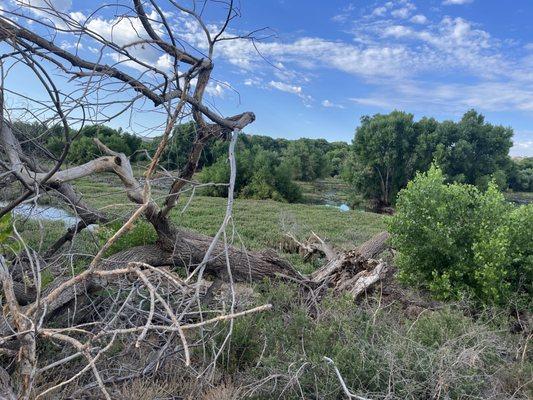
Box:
[389, 165, 533, 304]
[96, 220, 157, 256]
[0, 213, 20, 254]
[216, 282, 529, 399]
[48, 124, 142, 164]
[199, 147, 302, 203]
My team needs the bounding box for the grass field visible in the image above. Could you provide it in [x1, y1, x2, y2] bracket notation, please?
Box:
[70, 175, 386, 250]
[7, 174, 532, 399]
[13, 174, 385, 276]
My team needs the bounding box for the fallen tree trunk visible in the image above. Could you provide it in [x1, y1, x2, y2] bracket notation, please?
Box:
[1, 229, 389, 338]
[283, 231, 391, 298]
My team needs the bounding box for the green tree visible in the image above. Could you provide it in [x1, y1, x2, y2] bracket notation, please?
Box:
[433, 110, 513, 188]
[325, 142, 350, 177]
[199, 144, 301, 202]
[508, 157, 533, 192]
[61, 125, 141, 164]
[282, 138, 329, 181]
[345, 110, 516, 208]
[349, 111, 418, 208]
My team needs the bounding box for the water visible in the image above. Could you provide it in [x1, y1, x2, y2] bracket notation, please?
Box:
[324, 203, 350, 212]
[1, 200, 83, 227]
[338, 203, 350, 212]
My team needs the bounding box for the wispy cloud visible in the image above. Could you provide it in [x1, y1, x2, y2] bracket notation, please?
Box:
[350, 80, 533, 113]
[443, 0, 474, 5]
[321, 99, 345, 109]
[269, 80, 302, 95]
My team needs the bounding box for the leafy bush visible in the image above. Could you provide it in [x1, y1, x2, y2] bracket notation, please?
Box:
[389, 165, 532, 304]
[96, 220, 157, 257]
[199, 146, 302, 203]
[0, 213, 20, 254]
[509, 157, 533, 192]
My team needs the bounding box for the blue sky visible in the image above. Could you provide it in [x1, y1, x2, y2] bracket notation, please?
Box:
[2, 0, 533, 155]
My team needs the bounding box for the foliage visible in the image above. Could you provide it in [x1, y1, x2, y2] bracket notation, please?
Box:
[95, 220, 158, 257]
[144, 122, 216, 170]
[508, 157, 533, 192]
[389, 165, 533, 304]
[281, 138, 332, 181]
[433, 110, 513, 188]
[60, 125, 142, 164]
[347, 111, 418, 207]
[346, 110, 514, 207]
[0, 213, 19, 254]
[141, 127, 348, 202]
[199, 139, 303, 203]
[12, 176, 529, 399]
[10, 122, 143, 165]
[325, 141, 350, 177]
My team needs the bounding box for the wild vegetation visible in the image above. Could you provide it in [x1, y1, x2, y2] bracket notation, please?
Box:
[0, 1, 531, 399]
[5, 177, 531, 399]
[390, 166, 532, 305]
[344, 110, 519, 210]
[15, 108, 532, 210]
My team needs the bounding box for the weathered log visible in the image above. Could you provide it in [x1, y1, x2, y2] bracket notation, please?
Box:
[283, 231, 391, 298]
[0, 227, 305, 337]
[0, 366, 16, 400]
[309, 231, 389, 284]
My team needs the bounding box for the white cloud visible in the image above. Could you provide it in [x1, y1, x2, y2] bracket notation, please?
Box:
[350, 80, 533, 114]
[59, 40, 83, 51]
[80, 10, 173, 73]
[269, 80, 302, 95]
[69, 11, 86, 23]
[410, 14, 428, 24]
[321, 99, 345, 109]
[155, 54, 172, 70]
[513, 140, 533, 149]
[12, 0, 533, 121]
[268, 80, 313, 103]
[391, 8, 411, 19]
[511, 137, 533, 157]
[372, 7, 387, 17]
[244, 77, 262, 87]
[443, 0, 474, 5]
[205, 81, 229, 97]
[203, 11, 504, 84]
[332, 3, 356, 23]
[17, 0, 74, 28]
[18, 0, 72, 13]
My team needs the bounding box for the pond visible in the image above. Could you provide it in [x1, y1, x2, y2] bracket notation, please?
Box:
[0, 200, 83, 227]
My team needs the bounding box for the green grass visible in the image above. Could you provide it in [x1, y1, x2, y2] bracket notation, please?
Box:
[72, 175, 386, 252]
[7, 175, 531, 399]
[218, 283, 532, 400]
[13, 175, 385, 276]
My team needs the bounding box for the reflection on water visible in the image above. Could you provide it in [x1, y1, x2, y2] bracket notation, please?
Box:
[0, 200, 81, 227]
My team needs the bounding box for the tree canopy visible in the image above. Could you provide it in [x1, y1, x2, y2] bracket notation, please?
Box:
[346, 110, 515, 209]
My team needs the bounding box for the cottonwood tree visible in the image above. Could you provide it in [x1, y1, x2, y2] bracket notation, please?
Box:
[0, 1, 390, 397]
[349, 111, 418, 210]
